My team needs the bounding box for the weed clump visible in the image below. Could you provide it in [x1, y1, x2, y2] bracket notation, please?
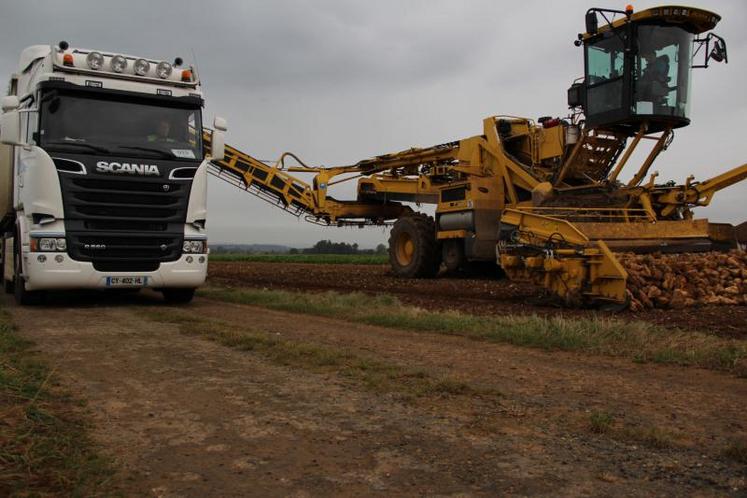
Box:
[589, 411, 614, 434]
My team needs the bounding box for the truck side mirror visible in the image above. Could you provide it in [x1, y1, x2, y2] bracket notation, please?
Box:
[213, 116, 227, 132]
[210, 116, 227, 161]
[0, 96, 22, 146]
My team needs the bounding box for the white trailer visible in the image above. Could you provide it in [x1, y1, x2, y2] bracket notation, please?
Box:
[0, 42, 227, 304]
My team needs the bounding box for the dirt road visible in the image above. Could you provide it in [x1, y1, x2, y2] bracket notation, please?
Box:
[208, 261, 747, 338]
[9, 290, 747, 497]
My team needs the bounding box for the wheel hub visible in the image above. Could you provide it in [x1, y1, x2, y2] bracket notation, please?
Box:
[395, 233, 415, 266]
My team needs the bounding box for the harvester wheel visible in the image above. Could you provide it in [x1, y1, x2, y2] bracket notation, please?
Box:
[442, 239, 466, 273]
[389, 213, 441, 278]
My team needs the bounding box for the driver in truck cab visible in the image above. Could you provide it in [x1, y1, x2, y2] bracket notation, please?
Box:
[148, 119, 175, 142]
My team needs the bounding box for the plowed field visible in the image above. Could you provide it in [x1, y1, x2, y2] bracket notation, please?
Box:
[208, 261, 747, 339]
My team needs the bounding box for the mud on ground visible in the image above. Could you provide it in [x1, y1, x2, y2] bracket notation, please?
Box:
[208, 262, 747, 339]
[9, 291, 747, 496]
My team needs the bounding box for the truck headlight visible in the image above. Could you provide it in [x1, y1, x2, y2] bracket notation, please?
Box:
[86, 51, 104, 70]
[31, 237, 68, 252]
[182, 240, 206, 253]
[110, 54, 127, 73]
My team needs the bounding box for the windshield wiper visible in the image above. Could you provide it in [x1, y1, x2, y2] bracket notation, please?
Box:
[116, 145, 175, 159]
[44, 141, 110, 154]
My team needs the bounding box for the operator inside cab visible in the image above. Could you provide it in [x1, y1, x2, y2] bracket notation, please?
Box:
[148, 119, 175, 143]
[638, 52, 670, 103]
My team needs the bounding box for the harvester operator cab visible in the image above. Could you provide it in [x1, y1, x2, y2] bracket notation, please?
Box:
[568, 5, 727, 136]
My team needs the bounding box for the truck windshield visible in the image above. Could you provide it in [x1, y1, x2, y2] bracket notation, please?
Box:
[39, 91, 203, 160]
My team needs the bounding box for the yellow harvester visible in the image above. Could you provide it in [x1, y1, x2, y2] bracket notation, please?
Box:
[207, 5, 746, 308]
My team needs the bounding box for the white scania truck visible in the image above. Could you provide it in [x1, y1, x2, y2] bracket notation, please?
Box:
[0, 42, 227, 304]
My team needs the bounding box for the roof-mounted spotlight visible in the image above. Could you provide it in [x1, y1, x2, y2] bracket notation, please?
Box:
[86, 51, 104, 70]
[110, 54, 127, 73]
[134, 58, 150, 76]
[156, 61, 172, 78]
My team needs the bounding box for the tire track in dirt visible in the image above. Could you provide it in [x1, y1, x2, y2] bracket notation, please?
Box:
[190, 297, 747, 449]
[8, 292, 747, 496]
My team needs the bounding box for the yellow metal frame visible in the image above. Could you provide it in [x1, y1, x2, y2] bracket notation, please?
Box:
[499, 209, 628, 305]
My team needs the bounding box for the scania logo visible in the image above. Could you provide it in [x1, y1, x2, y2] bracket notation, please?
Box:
[96, 161, 160, 176]
[84, 243, 107, 250]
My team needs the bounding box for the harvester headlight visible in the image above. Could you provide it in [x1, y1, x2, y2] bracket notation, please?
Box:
[110, 54, 127, 73]
[156, 61, 172, 79]
[134, 58, 150, 76]
[55, 238, 67, 251]
[86, 51, 104, 70]
[182, 240, 205, 253]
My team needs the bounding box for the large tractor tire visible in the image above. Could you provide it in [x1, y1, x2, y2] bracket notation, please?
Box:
[388, 213, 441, 278]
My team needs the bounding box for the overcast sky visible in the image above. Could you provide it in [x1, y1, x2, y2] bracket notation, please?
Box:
[1, 0, 745, 248]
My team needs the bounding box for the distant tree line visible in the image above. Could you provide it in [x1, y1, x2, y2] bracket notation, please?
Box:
[212, 241, 387, 255]
[289, 240, 387, 255]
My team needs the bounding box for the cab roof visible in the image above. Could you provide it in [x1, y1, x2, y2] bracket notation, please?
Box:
[582, 5, 720, 40]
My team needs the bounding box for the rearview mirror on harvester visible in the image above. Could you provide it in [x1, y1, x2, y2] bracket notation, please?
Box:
[585, 11, 598, 34]
[210, 116, 227, 162]
[693, 32, 728, 68]
[0, 96, 23, 146]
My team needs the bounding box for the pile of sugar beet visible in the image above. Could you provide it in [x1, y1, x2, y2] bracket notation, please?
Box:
[620, 250, 747, 310]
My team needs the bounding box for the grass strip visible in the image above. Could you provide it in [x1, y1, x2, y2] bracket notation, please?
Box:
[197, 287, 747, 374]
[0, 308, 115, 497]
[146, 310, 498, 400]
[587, 411, 678, 449]
[209, 253, 388, 265]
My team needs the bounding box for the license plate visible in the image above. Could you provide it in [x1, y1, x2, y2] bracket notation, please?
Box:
[106, 276, 148, 287]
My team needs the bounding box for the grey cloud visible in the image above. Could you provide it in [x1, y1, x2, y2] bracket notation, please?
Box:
[1, 0, 745, 248]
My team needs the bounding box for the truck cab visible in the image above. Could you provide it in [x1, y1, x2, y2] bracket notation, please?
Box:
[0, 43, 227, 304]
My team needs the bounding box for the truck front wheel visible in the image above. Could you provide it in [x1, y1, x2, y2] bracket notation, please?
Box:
[3, 237, 13, 294]
[162, 288, 196, 304]
[14, 236, 43, 305]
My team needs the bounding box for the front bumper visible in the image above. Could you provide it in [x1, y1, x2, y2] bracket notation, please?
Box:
[22, 252, 207, 291]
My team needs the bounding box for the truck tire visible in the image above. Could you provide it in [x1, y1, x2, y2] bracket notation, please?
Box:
[3, 237, 13, 294]
[388, 213, 441, 278]
[14, 236, 43, 305]
[162, 288, 195, 304]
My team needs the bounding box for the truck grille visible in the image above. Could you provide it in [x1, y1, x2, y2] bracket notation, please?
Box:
[71, 235, 181, 260]
[65, 177, 186, 222]
[57, 162, 193, 268]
